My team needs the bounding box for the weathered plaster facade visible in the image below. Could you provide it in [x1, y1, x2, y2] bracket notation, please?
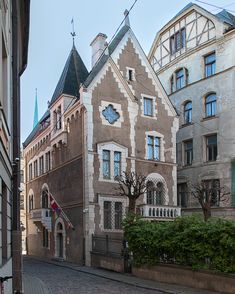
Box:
[149, 3, 235, 217]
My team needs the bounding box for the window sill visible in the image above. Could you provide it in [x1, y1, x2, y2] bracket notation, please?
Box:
[180, 122, 193, 129]
[171, 85, 187, 94]
[147, 158, 161, 162]
[201, 115, 217, 122]
[142, 114, 157, 120]
[205, 73, 216, 79]
[99, 177, 117, 183]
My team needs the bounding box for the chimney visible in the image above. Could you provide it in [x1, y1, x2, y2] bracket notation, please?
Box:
[90, 33, 107, 68]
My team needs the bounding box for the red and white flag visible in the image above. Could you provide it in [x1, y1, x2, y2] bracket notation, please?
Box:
[50, 195, 61, 215]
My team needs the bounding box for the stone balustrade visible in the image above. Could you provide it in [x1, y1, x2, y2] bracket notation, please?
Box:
[139, 204, 181, 220]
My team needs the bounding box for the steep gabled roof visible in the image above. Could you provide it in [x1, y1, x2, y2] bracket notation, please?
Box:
[83, 25, 130, 88]
[23, 109, 50, 148]
[50, 45, 89, 105]
[155, 2, 235, 36]
[216, 9, 235, 27]
[84, 23, 177, 117]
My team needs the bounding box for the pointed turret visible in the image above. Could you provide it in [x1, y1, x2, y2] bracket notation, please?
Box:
[33, 88, 38, 129]
[50, 45, 88, 106]
[124, 9, 130, 27]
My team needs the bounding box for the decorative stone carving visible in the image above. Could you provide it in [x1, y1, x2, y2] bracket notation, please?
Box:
[102, 104, 120, 124]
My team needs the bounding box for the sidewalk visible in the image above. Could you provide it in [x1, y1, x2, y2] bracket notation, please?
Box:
[23, 273, 50, 294]
[24, 256, 218, 294]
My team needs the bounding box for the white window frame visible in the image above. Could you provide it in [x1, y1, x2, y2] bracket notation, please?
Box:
[98, 142, 128, 182]
[145, 131, 165, 161]
[141, 94, 157, 119]
[99, 195, 128, 232]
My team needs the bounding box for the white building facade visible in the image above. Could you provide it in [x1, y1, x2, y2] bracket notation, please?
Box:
[149, 3, 235, 218]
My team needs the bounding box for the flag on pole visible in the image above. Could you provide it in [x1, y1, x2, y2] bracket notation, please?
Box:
[49, 193, 74, 229]
[50, 195, 61, 216]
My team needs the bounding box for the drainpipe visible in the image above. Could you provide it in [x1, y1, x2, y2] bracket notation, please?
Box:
[12, 0, 22, 292]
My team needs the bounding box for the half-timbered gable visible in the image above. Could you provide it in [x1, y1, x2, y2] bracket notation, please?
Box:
[149, 3, 232, 73]
[149, 3, 235, 219]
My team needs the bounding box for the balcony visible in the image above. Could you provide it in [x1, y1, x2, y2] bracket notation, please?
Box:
[139, 204, 181, 220]
[30, 208, 52, 231]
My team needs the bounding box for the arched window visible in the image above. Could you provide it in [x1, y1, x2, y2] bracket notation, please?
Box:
[146, 180, 165, 206]
[29, 195, 34, 211]
[170, 68, 188, 93]
[146, 181, 155, 204]
[176, 68, 185, 90]
[155, 182, 163, 205]
[205, 93, 216, 117]
[184, 101, 192, 124]
[41, 189, 49, 208]
[57, 222, 63, 230]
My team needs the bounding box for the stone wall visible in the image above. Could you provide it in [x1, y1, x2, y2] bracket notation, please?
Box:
[133, 265, 235, 294]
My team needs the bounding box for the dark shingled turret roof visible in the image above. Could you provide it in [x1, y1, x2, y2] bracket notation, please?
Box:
[23, 45, 88, 148]
[50, 45, 89, 105]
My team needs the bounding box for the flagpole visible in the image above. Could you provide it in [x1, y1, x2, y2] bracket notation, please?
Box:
[47, 191, 74, 229]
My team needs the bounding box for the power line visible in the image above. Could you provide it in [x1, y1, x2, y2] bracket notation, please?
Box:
[91, 0, 138, 68]
[194, 0, 235, 13]
[23, 0, 139, 164]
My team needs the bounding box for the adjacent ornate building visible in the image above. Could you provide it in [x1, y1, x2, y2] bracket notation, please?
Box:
[149, 3, 235, 217]
[23, 18, 179, 266]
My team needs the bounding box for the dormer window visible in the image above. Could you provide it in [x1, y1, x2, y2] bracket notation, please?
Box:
[170, 28, 186, 54]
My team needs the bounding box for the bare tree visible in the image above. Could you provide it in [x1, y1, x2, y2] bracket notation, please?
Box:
[115, 171, 147, 213]
[190, 180, 230, 221]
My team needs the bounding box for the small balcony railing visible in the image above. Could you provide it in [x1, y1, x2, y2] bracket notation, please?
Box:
[30, 208, 51, 220]
[139, 204, 181, 220]
[30, 208, 52, 231]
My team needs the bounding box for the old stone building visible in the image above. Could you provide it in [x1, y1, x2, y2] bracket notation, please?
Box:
[149, 3, 235, 218]
[23, 18, 179, 267]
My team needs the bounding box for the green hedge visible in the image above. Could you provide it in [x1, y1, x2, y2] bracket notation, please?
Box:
[123, 214, 235, 273]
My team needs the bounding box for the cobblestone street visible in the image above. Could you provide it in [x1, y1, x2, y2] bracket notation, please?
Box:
[23, 257, 162, 294]
[23, 257, 217, 294]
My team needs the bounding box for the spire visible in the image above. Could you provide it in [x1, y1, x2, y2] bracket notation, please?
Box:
[71, 18, 76, 47]
[124, 9, 130, 27]
[50, 46, 89, 106]
[33, 88, 39, 129]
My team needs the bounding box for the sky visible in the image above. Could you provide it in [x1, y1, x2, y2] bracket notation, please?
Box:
[21, 0, 235, 142]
